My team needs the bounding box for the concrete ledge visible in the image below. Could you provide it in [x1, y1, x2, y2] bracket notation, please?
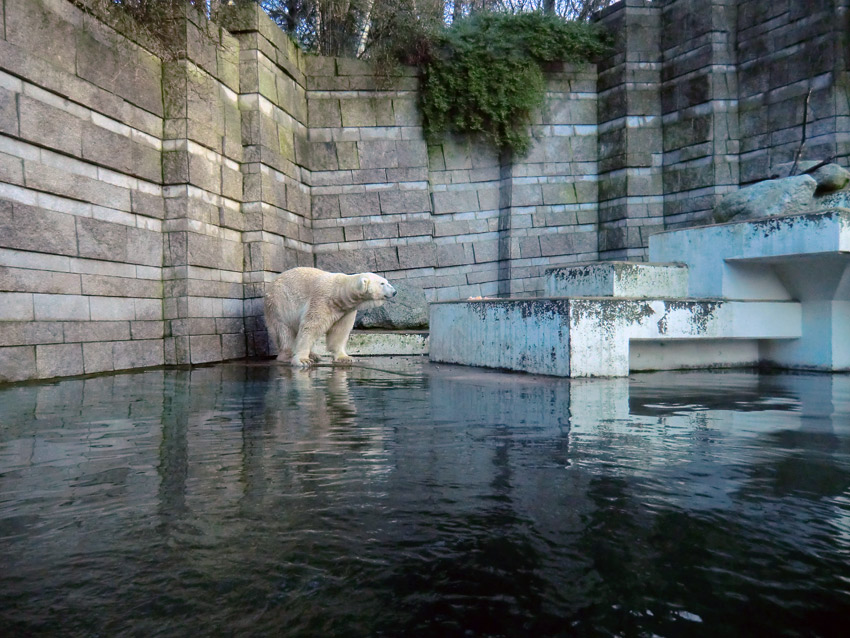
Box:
[649, 209, 850, 299]
[545, 261, 689, 298]
[430, 298, 801, 377]
[318, 330, 428, 357]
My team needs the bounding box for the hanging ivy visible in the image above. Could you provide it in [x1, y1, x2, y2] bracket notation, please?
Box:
[418, 12, 608, 155]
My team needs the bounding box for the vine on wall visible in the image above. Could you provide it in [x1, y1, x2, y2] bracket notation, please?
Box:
[416, 12, 608, 155]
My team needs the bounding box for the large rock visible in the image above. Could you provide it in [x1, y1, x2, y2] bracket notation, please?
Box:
[355, 284, 429, 329]
[811, 163, 850, 193]
[712, 175, 817, 224]
[771, 161, 850, 193]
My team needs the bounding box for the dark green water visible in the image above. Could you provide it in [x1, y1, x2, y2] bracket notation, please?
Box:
[1, 359, 849, 637]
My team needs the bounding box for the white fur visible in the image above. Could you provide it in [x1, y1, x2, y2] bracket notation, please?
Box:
[264, 267, 396, 367]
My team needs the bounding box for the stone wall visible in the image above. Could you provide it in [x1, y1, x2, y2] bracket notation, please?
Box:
[1, 0, 849, 382]
[1, 0, 167, 381]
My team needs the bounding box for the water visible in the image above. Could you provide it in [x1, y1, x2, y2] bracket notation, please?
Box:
[1, 359, 849, 637]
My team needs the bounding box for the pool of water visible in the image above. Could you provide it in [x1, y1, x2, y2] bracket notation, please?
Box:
[1, 358, 849, 637]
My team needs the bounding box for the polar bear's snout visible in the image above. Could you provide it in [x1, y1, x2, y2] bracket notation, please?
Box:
[383, 282, 397, 299]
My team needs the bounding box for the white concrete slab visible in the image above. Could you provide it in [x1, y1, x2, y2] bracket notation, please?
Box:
[430, 298, 801, 377]
[317, 330, 429, 357]
[545, 261, 689, 298]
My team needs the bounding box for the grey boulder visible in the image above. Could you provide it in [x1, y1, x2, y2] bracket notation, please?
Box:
[810, 163, 850, 193]
[712, 175, 817, 224]
[355, 284, 429, 329]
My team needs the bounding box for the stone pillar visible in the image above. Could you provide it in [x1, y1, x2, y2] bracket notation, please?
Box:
[595, 0, 664, 261]
[161, 9, 246, 365]
[660, 0, 739, 227]
[220, 4, 312, 357]
[498, 62, 600, 297]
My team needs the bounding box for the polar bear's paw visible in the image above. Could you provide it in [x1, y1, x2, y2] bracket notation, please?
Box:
[291, 355, 316, 368]
[332, 354, 354, 366]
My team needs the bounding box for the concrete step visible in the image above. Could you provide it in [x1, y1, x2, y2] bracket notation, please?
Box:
[318, 330, 429, 357]
[429, 297, 800, 377]
[545, 261, 689, 299]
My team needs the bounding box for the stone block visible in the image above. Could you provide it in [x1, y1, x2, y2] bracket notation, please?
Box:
[18, 95, 82, 157]
[75, 19, 163, 116]
[473, 240, 499, 263]
[343, 225, 365, 241]
[64, 321, 130, 343]
[339, 192, 380, 217]
[379, 190, 430, 214]
[432, 189, 479, 214]
[7, 0, 78, 74]
[188, 151, 222, 193]
[542, 183, 577, 206]
[83, 341, 114, 374]
[476, 187, 500, 211]
[398, 220, 434, 237]
[511, 184, 543, 207]
[313, 226, 344, 244]
[222, 333, 247, 360]
[0, 321, 63, 346]
[187, 233, 243, 271]
[311, 142, 339, 171]
[90, 296, 136, 321]
[25, 161, 132, 212]
[131, 190, 166, 219]
[336, 142, 360, 170]
[0, 201, 78, 256]
[36, 343, 84, 378]
[0, 87, 18, 136]
[1, 267, 81, 294]
[393, 98, 421, 127]
[308, 99, 341, 127]
[222, 164, 243, 201]
[0, 292, 34, 320]
[76, 217, 128, 263]
[437, 243, 474, 267]
[114, 339, 164, 369]
[396, 141, 428, 168]
[358, 141, 398, 169]
[362, 223, 398, 240]
[0, 345, 37, 382]
[33, 293, 90, 321]
[0, 151, 24, 186]
[162, 150, 190, 184]
[340, 99, 376, 127]
[316, 248, 377, 273]
[126, 227, 163, 267]
[374, 246, 400, 271]
[375, 99, 395, 127]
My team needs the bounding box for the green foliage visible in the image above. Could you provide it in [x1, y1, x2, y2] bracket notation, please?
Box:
[420, 12, 608, 155]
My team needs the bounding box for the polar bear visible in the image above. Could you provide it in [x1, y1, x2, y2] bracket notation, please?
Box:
[264, 267, 397, 367]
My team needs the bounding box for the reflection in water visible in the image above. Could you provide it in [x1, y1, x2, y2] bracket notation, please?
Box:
[1, 362, 849, 636]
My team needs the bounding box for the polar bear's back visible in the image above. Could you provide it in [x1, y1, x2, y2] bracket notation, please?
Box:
[269, 267, 339, 298]
[264, 267, 356, 324]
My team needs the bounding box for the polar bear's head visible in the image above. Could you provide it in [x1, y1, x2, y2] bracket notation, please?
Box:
[354, 273, 396, 308]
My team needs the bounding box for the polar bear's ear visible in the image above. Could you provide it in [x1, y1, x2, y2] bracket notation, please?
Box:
[357, 276, 370, 293]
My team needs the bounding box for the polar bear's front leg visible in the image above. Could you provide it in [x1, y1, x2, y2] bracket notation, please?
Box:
[325, 310, 358, 365]
[291, 322, 323, 368]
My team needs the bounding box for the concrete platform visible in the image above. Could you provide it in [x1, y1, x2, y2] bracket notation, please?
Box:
[650, 209, 850, 370]
[318, 330, 429, 357]
[545, 262, 689, 298]
[430, 298, 800, 377]
[430, 210, 849, 376]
